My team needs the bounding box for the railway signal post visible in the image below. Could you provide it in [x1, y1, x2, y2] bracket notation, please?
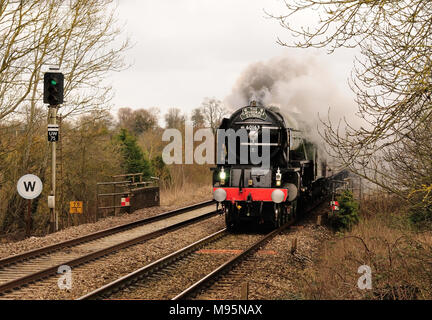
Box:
[44, 68, 64, 233]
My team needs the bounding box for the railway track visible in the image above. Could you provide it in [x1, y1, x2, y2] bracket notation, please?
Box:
[78, 218, 295, 300]
[192, 257, 259, 300]
[0, 200, 218, 298]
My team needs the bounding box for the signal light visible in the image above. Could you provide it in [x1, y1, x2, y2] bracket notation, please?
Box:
[44, 72, 64, 105]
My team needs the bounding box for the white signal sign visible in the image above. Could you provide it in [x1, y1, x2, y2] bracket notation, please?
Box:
[48, 124, 59, 142]
[17, 174, 43, 199]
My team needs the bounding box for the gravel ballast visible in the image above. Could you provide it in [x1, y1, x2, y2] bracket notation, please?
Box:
[0, 199, 332, 300]
[0, 199, 211, 259]
[1, 213, 225, 299]
[194, 203, 332, 300]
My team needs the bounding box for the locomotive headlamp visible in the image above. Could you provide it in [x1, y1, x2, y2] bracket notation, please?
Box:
[219, 167, 226, 185]
[275, 168, 282, 186]
[219, 167, 226, 180]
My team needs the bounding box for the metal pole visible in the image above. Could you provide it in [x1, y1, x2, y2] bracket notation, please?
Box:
[26, 199, 31, 237]
[50, 106, 58, 232]
[96, 184, 99, 222]
[113, 183, 116, 216]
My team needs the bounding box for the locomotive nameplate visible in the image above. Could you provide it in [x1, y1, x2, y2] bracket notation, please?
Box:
[240, 107, 267, 120]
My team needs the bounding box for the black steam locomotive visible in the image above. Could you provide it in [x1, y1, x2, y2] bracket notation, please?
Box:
[212, 101, 340, 230]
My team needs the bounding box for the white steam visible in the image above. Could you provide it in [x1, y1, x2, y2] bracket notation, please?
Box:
[224, 54, 357, 148]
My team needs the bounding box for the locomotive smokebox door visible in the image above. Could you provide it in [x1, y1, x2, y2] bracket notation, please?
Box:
[251, 168, 271, 187]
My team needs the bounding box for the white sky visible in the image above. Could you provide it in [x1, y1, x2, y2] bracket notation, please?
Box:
[110, 0, 358, 122]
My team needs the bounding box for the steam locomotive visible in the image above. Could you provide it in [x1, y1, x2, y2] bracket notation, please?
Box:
[212, 101, 339, 230]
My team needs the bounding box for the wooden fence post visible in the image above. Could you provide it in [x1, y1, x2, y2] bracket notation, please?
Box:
[241, 282, 249, 300]
[291, 238, 298, 254]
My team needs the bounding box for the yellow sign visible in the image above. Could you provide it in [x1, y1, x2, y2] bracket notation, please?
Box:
[70, 201, 83, 214]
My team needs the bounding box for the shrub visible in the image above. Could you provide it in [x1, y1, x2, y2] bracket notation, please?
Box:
[408, 185, 432, 229]
[151, 155, 172, 188]
[329, 189, 359, 231]
[115, 129, 153, 177]
[408, 203, 432, 229]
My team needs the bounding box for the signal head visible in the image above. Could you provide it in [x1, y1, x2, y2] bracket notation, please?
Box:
[44, 72, 64, 105]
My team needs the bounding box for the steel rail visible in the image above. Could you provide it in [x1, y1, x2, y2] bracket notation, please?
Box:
[77, 197, 325, 300]
[77, 229, 228, 300]
[78, 220, 295, 300]
[172, 220, 294, 300]
[0, 200, 215, 269]
[0, 207, 219, 295]
[172, 197, 328, 300]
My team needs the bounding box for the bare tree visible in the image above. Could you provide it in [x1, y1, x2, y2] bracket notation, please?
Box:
[117, 107, 134, 129]
[0, 0, 129, 234]
[0, 1, 52, 120]
[164, 107, 185, 129]
[118, 107, 158, 135]
[269, 1, 432, 202]
[200, 97, 228, 133]
[0, 1, 129, 121]
[191, 107, 205, 128]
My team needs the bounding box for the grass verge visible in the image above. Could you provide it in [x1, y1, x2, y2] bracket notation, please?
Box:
[296, 192, 432, 299]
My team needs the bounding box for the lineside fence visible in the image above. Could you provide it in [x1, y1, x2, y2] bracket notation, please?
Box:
[330, 176, 362, 201]
[96, 173, 160, 220]
[329, 173, 363, 215]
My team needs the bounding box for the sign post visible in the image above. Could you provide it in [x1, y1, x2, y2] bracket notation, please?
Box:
[50, 106, 58, 232]
[17, 174, 43, 237]
[44, 68, 63, 233]
[26, 199, 31, 237]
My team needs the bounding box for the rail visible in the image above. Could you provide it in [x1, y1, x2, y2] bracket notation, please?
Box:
[0, 200, 217, 296]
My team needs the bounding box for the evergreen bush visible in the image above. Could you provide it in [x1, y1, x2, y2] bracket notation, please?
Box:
[329, 189, 359, 231]
[115, 129, 153, 177]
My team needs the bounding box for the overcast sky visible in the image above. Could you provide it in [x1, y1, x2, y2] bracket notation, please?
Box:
[110, 0, 358, 123]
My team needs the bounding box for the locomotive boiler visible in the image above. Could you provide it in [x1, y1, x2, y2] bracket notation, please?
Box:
[212, 101, 329, 230]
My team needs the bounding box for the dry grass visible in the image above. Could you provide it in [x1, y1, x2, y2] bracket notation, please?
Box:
[160, 182, 212, 207]
[297, 192, 432, 300]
